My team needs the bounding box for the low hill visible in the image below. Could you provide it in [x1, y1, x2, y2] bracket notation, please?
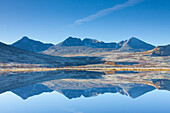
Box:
[151, 44, 170, 56]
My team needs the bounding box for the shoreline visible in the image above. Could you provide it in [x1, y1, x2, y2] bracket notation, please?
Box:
[1, 67, 170, 72]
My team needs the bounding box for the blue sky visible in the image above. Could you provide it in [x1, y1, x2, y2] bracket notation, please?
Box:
[0, 0, 169, 45]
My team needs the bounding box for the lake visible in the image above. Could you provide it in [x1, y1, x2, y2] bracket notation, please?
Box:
[0, 71, 170, 113]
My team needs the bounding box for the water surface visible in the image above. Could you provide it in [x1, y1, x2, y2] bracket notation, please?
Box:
[0, 71, 170, 113]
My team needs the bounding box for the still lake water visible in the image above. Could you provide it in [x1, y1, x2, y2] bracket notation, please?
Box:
[0, 71, 170, 113]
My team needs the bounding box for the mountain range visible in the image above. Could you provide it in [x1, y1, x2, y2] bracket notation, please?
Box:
[11, 36, 155, 54]
[0, 36, 168, 57]
[42, 36, 155, 55]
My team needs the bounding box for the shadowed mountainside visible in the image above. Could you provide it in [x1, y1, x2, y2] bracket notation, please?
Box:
[0, 42, 102, 66]
[12, 36, 54, 52]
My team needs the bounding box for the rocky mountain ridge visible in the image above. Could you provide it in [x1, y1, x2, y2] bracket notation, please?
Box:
[11, 36, 156, 55]
[59, 37, 118, 48]
[43, 37, 155, 55]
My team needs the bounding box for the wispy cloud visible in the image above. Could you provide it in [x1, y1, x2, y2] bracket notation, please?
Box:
[74, 0, 144, 25]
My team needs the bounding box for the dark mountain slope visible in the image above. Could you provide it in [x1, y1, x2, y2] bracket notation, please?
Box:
[12, 36, 54, 52]
[0, 42, 102, 66]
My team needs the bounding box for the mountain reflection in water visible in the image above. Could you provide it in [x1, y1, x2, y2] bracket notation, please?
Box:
[0, 70, 170, 100]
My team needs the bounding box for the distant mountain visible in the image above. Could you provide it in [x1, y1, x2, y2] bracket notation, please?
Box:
[0, 42, 102, 66]
[12, 36, 54, 52]
[43, 37, 155, 55]
[59, 37, 84, 46]
[151, 44, 170, 56]
[119, 37, 155, 52]
[59, 37, 118, 48]
[43, 37, 119, 55]
[0, 41, 60, 64]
